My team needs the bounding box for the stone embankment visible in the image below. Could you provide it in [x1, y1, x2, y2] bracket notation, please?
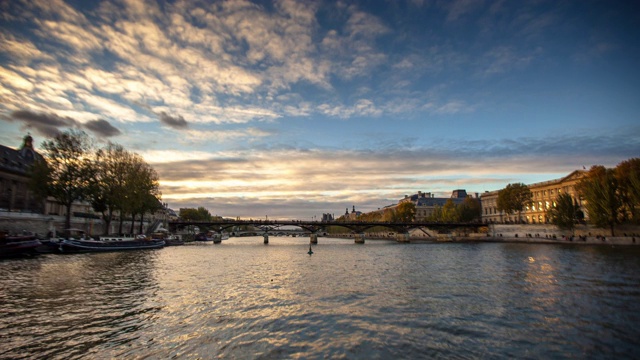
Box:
[461, 234, 639, 246]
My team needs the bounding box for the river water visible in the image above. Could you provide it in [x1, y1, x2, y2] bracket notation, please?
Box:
[2, 237, 640, 359]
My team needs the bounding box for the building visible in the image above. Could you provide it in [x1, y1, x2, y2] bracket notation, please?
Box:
[376, 190, 473, 221]
[321, 213, 334, 222]
[0, 134, 45, 213]
[481, 170, 586, 224]
[409, 190, 470, 221]
[344, 206, 362, 220]
[1, 135, 165, 236]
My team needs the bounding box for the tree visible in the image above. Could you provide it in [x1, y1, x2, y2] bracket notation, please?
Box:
[91, 143, 133, 235]
[576, 165, 621, 236]
[441, 199, 459, 222]
[497, 183, 532, 223]
[458, 197, 482, 223]
[123, 156, 161, 234]
[615, 158, 640, 222]
[547, 192, 579, 233]
[180, 207, 213, 222]
[37, 129, 96, 236]
[395, 202, 416, 222]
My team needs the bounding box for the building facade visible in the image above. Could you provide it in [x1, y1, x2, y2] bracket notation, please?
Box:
[481, 170, 586, 224]
[412, 190, 469, 221]
[379, 190, 472, 222]
[0, 135, 47, 213]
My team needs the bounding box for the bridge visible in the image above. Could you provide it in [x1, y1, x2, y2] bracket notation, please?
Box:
[168, 220, 485, 244]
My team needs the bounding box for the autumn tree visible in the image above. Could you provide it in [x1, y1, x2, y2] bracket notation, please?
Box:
[35, 129, 97, 236]
[180, 207, 213, 222]
[394, 201, 416, 223]
[576, 165, 621, 236]
[615, 158, 640, 222]
[547, 192, 579, 233]
[497, 183, 532, 223]
[441, 199, 459, 222]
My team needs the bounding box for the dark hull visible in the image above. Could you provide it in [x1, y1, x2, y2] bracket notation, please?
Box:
[59, 239, 165, 253]
[36, 240, 64, 254]
[163, 239, 184, 246]
[0, 239, 42, 258]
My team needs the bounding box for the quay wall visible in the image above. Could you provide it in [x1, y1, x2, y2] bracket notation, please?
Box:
[484, 224, 640, 238]
[328, 224, 640, 246]
[0, 210, 155, 237]
[466, 235, 639, 246]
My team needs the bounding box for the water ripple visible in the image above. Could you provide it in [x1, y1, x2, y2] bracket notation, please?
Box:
[2, 240, 640, 359]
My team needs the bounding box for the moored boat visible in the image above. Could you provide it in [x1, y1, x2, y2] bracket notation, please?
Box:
[0, 233, 42, 258]
[151, 229, 184, 246]
[194, 231, 229, 243]
[58, 236, 165, 253]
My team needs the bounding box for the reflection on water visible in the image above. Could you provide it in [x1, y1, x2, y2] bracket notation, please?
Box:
[2, 238, 640, 359]
[1, 252, 159, 359]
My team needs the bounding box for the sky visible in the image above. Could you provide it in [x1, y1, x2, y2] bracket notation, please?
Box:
[1, 0, 639, 220]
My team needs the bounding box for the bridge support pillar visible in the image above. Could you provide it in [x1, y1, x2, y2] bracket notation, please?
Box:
[396, 232, 410, 243]
[354, 233, 365, 244]
[263, 234, 269, 244]
[310, 233, 318, 244]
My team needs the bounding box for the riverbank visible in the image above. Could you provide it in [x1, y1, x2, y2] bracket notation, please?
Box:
[327, 233, 640, 246]
[461, 234, 639, 246]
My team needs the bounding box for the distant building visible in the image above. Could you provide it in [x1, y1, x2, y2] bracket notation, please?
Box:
[480, 170, 586, 224]
[321, 213, 334, 222]
[407, 190, 470, 221]
[344, 206, 362, 221]
[374, 190, 474, 221]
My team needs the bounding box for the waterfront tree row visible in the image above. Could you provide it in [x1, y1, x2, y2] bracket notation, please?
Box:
[29, 129, 161, 236]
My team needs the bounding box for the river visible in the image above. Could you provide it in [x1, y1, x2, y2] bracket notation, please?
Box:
[1, 237, 640, 359]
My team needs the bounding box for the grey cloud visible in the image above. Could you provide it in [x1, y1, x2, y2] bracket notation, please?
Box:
[84, 119, 122, 138]
[10, 110, 122, 139]
[10, 110, 76, 138]
[159, 112, 189, 129]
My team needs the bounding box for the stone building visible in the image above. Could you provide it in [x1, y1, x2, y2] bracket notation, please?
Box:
[410, 190, 469, 221]
[377, 190, 472, 221]
[344, 206, 362, 220]
[481, 170, 586, 224]
[0, 134, 44, 213]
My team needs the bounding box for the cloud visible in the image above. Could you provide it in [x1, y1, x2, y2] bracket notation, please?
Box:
[151, 127, 640, 218]
[10, 110, 76, 137]
[8, 109, 122, 139]
[317, 99, 382, 118]
[159, 112, 188, 129]
[84, 119, 121, 137]
[0, 34, 51, 63]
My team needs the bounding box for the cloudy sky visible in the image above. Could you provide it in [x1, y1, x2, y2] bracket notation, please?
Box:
[1, 0, 639, 219]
